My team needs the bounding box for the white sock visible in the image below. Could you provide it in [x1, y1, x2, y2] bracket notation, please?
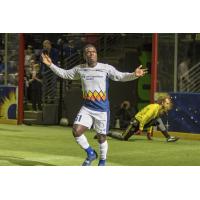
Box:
[99, 140, 108, 160]
[75, 135, 89, 150]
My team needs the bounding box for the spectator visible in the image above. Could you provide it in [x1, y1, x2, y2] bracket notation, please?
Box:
[115, 100, 135, 129]
[25, 59, 35, 77]
[63, 39, 77, 58]
[0, 55, 4, 73]
[75, 36, 87, 52]
[25, 45, 35, 67]
[178, 57, 190, 92]
[28, 63, 42, 111]
[41, 40, 59, 73]
[24, 59, 37, 102]
[8, 73, 18, 86]
[7, 60, 17, 73]
[40, 40, 59, 103]
[0, 73, 4, 85]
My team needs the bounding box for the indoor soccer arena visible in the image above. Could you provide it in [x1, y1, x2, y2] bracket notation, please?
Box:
[0, 33, 200, 166]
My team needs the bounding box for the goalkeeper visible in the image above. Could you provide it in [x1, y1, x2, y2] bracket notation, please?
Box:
[108, 96, 179, 142]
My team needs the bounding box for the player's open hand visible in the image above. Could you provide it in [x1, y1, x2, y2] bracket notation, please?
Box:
[134, 65, 148, 77]
[41, 53, 52, 67]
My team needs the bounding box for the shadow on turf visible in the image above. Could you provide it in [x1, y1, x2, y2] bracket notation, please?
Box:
[0, 155, 55, 166]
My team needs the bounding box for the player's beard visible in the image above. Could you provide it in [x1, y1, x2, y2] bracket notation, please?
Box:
[87, 58, 97, 67]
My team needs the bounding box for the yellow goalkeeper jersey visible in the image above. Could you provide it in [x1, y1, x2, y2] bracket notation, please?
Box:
[135, 104, 161, 131]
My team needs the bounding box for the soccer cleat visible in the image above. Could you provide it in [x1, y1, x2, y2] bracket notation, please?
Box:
[98, 159, 106, 166]
[82, 150, 98, 166]
[167, 136, 180, 142]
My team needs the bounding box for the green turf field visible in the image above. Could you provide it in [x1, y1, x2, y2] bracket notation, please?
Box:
[0, 124, 200, 166]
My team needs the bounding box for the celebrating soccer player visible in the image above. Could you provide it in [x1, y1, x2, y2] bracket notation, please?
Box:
[41, 44, 147, 166]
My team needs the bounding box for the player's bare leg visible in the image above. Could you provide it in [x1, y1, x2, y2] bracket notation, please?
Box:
[72, 124, 88, 137]
[73, 124, 97, 166]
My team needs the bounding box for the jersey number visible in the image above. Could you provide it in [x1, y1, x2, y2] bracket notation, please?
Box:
[75, 115, 82, 122]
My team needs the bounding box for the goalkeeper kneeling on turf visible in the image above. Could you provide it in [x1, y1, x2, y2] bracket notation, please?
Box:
[108, 95, 179, 142]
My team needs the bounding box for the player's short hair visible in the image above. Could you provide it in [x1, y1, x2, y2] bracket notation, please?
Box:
[83, 44, 97, 53]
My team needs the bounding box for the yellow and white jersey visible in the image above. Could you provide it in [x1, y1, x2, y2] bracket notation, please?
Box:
[49, 62, 138, 111]
[135, 104, 162, 131]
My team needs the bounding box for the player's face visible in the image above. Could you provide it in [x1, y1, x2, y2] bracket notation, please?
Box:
[84, 47, 97, 66]
[163, 98, 172, 112]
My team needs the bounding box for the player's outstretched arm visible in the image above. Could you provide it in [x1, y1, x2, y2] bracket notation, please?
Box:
[41, 53, 52, 67]
[108, 64, 147, 82]
[41, 53, 79, 80]
[134, 65, 148, 77]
